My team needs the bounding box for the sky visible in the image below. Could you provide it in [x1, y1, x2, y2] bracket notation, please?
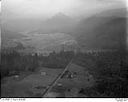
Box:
[1, 0, 126, 20]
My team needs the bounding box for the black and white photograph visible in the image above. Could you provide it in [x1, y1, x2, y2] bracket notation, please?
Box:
[1, 0, 128, 98]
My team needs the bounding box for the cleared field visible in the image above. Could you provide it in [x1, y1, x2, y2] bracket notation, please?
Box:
[1, 67, 63, 97]
[45, 63, 95, 97]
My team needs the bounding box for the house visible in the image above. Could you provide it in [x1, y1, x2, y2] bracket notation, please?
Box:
[41, 72, 46, 76]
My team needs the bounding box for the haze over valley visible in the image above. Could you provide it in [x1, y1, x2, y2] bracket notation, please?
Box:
[1, 0, 127, 98]
[2, 7, 127, 54]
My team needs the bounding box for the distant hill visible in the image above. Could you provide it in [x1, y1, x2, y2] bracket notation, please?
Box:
[35, 12, 77, 34]
[72, 8, 127, 50]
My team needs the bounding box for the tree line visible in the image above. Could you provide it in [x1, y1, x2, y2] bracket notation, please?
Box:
[1, 50, 74, 79]
[74, 50, 128, 97]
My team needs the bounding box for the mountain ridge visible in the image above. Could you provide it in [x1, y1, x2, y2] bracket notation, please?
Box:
[71, 8, 127, 50]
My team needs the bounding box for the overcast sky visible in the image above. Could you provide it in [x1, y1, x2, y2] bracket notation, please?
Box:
[1, 0, 126, 20]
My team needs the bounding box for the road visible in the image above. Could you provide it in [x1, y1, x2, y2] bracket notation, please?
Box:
[42, 58, 74, 97]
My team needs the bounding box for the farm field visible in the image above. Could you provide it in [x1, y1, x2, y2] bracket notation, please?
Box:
[45, 63, 95, 97]
[1, 67, 63, 97]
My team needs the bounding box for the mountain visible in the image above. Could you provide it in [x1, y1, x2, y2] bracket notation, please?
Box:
[36, 12, 77, 34]
[72, 8, 127, 50]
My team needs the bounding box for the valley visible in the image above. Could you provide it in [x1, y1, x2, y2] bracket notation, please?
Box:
[2, 33, 78, 54]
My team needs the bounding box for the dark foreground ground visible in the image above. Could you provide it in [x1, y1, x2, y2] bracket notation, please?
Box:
[1, 51, 128, 98]
[1, 67, 63, 97]
[45, 51, 128, 98]
[1, 63, 94, 98]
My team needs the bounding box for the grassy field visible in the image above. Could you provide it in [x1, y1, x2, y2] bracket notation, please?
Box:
[46, 63, 95, 97]
[1, 67, 63, 97]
